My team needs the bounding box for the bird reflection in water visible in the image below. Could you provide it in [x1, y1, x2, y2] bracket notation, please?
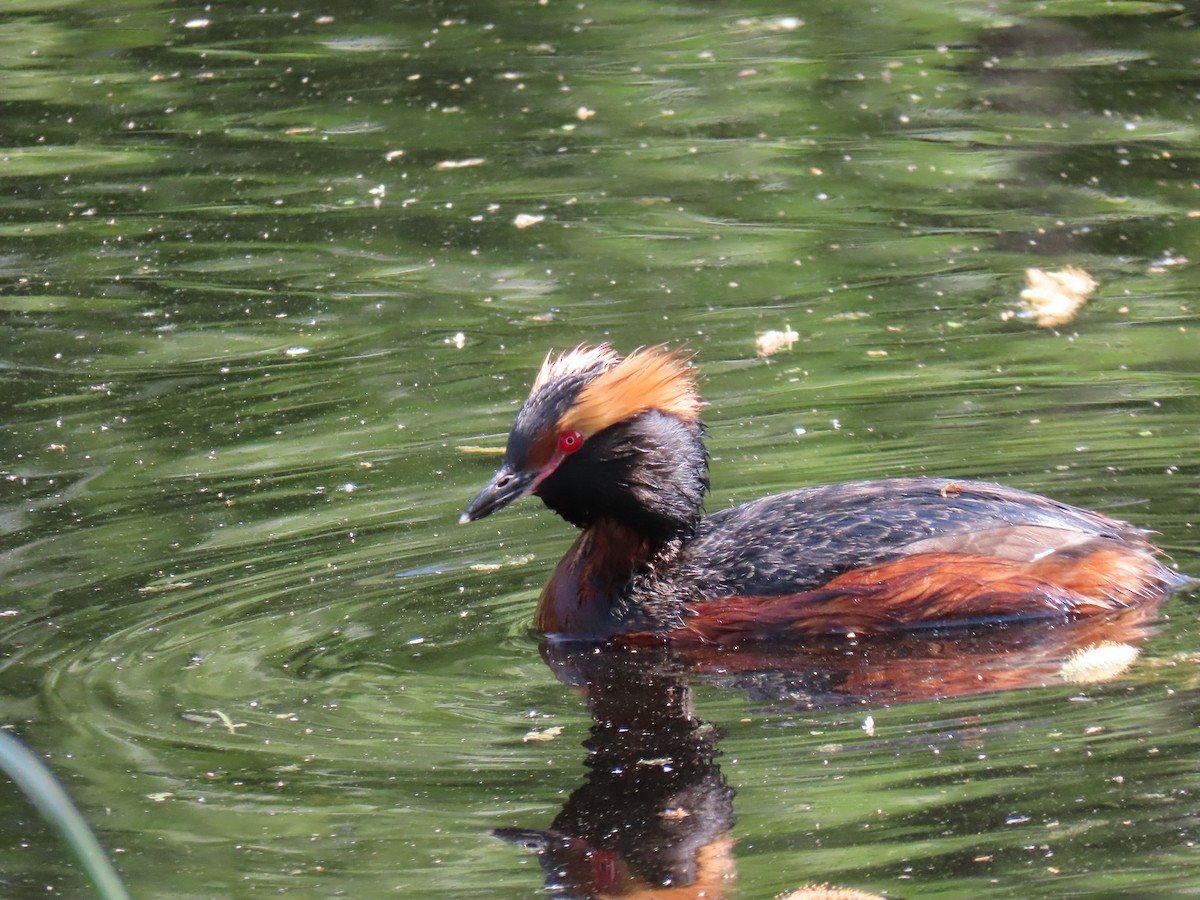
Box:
[494, 603, 1162, 899]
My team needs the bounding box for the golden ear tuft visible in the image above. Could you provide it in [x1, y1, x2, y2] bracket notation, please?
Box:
[562, 346, 702, 437]
[530, 343, 619, 393]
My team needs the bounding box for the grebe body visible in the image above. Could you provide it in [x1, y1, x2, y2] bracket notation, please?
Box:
[462, 346, 1184, 643]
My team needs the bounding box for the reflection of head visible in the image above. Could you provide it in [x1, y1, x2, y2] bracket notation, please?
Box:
[497, 642, 735, 898]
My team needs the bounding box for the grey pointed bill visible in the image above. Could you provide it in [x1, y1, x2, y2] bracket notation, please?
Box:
[460, 465, 537, 524]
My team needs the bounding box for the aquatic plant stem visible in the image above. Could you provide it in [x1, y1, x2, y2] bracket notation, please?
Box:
[0, 728, 133, 900]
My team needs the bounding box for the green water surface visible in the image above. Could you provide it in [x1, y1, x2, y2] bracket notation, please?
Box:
[2, 2, 1199, 898]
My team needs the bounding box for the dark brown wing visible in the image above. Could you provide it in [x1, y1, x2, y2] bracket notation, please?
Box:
[633, 478, 1182, 638]
[674, 477, 1157, 597]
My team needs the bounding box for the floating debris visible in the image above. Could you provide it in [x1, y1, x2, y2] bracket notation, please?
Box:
[522, 726, 563, 742]
[470, 553, 535, 572]
[1061, 641, 1140, 684]
[1005, 266, 1097, 328]
[136, 581, 194, 594]
[181, 709, 248, 735]
[435, 157, 485, 170]
[736, 16, 805, 33]
[776, 885, 884, 900]
[756, 325, 799, 357]
[1147, 254, 1188, 274]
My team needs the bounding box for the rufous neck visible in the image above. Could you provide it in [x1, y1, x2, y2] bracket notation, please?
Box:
[535, 520, 665, 639]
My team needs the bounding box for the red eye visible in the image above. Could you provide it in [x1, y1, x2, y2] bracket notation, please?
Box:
[558, 429, 583, 454]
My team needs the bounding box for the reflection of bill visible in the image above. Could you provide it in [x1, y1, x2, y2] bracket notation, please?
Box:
[497, 604, 1161, 899]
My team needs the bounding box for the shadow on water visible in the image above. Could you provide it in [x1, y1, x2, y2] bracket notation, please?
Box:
[498, 598, 1168, 899]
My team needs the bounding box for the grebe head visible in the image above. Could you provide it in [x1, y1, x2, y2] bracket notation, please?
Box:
[461, 344, 708, 540]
